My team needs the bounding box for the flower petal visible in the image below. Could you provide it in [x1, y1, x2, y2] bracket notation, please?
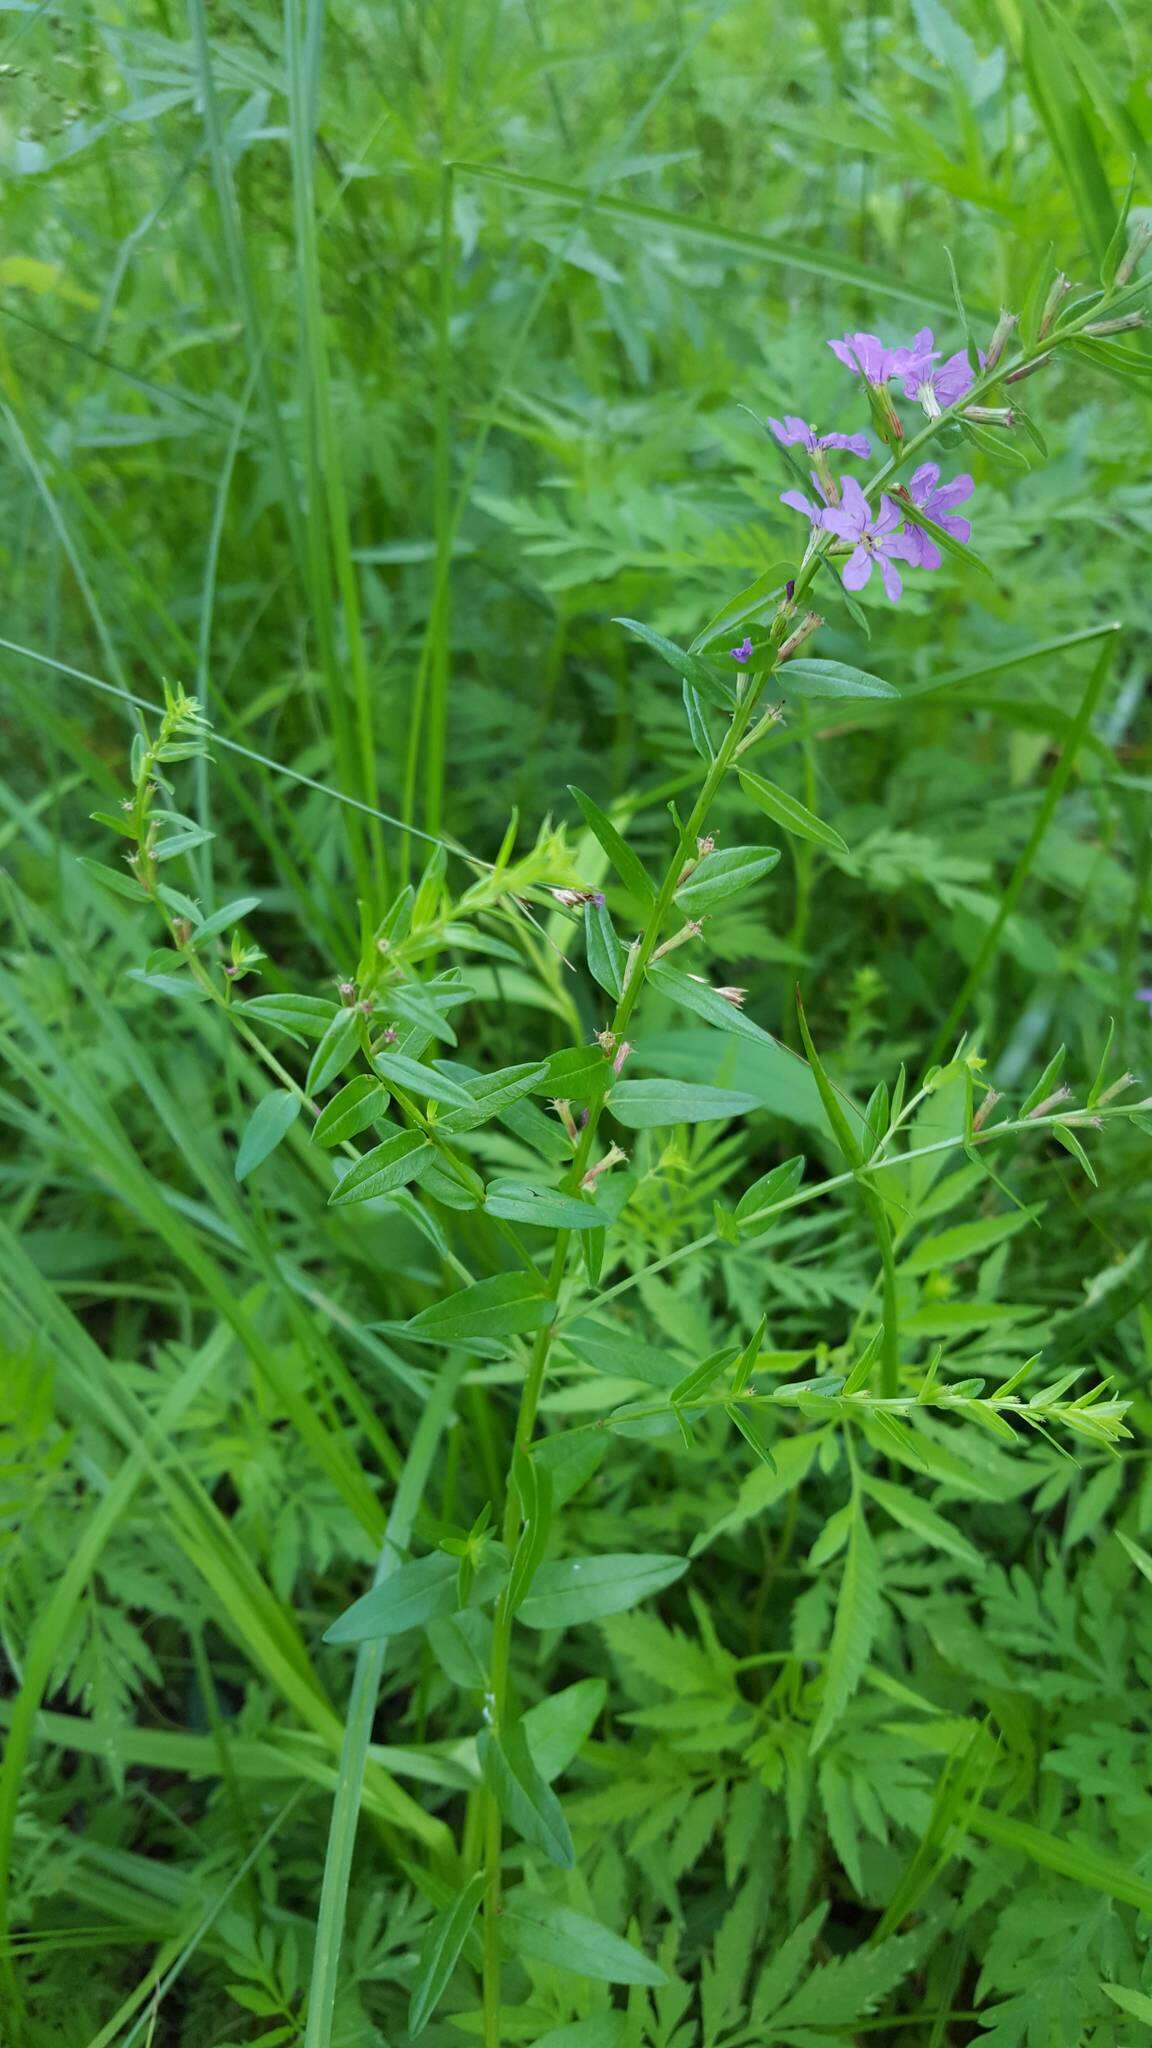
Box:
[837, 475, 870, 530]
[780, 489, 822, 525]
[841, 544, 873, 592]
[908, 462, 940, 504]
[821, 429, 872, 458]
[878, 553, 904, 602]
[932, 472, 975, 511]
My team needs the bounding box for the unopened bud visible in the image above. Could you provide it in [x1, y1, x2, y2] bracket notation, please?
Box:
[338, 980, 356, 1002]
[866, 379, 904, 445]
[652, 920, 703, 961]
[1083, 312, 1146, 336]
[357, 997, 375, 1015]
[983, 308, 1017, 372]
[1038, 272, 1072, 339]
[550, 1097, 579, 1143]
[1115, 219, 1152, 288]
[971, 1088, 1001, 1134]
[612, 1039, 632, 1078]
[778, 611, 823, 663]
[812, 446, 840, 505]
[596, 1029, 617, 1055]
[550, 887, 605, 910]
[1004, 352, 1053, 384]
[379, 1025, 398, 1046]
[1096, 1071, 1136, 1106]
[1027, 1085, 1072, 1120]
[621, 938, 642, 993]
[582, 1143, 626, 1191]
[696, 835, 715, 859]
[963, 405, 1015, 426]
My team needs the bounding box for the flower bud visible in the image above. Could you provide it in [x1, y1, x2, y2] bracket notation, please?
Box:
[582, 1143, 626, 1190]
[338, 980, 356, 1002]
[963, 405, 1015, 426]
[612, 1039, 632, 1078]
[1037, 272, 1072, 339]
[865, 379, 904, 446]
[1083, 312, 1145, 335]
[983, 308, 1017, 372]
[550, 1097, 579, 1143]
[652, 920, 703, 961]
[1115, 219, 1152, 287]
[778, 611, 823, 662]
[1004, 352, 1053, 384]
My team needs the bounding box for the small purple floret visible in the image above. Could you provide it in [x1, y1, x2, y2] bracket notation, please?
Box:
[902, 338, 984, 411]
[828, 327, 936, 386]
[821, 476, 915, 602]
[730, 635, 754, 665]
[768, 413, 871, 459]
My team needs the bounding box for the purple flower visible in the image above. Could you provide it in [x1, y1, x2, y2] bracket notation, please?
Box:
[1138, 988, 1152, 1006]
[898, 463, 975, 569]
[828, 327, 936, 387]
[903, 342, 983, 415]
[821, 476, 913, 602]
[730, 635, 753, 665]
[769, 413, 871, 459]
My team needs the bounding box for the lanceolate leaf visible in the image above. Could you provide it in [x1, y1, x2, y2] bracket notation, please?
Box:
[404, 1271, 556, 1342]
[739, 767, 849, 854]
[328, 1129, 433, 1207]
[324, 1552, 460, 1644]
[478, 1722, 575, 1866]
[517, 1553, 687, 1629]
[674, 843, 781, 914]
[779, 658, 899, 701]
[608, 1079, 760, 1128]
[408, 1872, 485, 2036]
[569, 785, 656, 906]
[235, 1089, 301, 1181]
[502, 1897, 667, 1986]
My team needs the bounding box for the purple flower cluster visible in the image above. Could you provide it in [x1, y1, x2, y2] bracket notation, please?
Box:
[771, 324, 979, 603]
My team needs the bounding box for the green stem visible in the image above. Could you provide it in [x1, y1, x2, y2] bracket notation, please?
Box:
[865, 1189, 900, 1396]
[478, 666, 773, 2042]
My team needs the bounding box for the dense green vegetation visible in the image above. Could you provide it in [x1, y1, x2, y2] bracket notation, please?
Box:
[3, 2, 1152, 2043]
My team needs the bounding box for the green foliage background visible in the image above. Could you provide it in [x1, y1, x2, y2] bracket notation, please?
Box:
[2, 1, 1152, 2043]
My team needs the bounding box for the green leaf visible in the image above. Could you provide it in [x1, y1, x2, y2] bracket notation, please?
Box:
[559, 1317, 683, 1389]
[404, 1271, 556, 1342]
[613, 615, 734, 709]
[861, 1474, 983, 1567]
[502, 1897, 667, 1986]
[795, 998, 864, 1168]
[1101, 1985, 1152, 2027]
[306, 1007, 363, 1093]
[569, 785, 656, 906]
[675, 843, 781, 915]
[810, 1500, 881, 1752]
[485, 1180, 610, 1231]
[682, 680, 715, 762]
[478, 1722, 574, 1866]
[689, 562, 793, 654]
[608, 1079, 759, 1128]
[735, 1154, 806, 1225]
[324, 1552, 460, 1644]
[647, 962, 775, 1048]
[328, 1129, 434, 1207]
[313, 1073, 390, 1147]
[1051, 1121, 1098, 1184]
[186, 894, 262, 946]
[506, 1448, 555, 1614]
[517, 1552, 687, 1629]
[521, 1677, 606, 1782]
[437, 1061, 549, 1134]
[408, 1871, 485, 2036]
[900, 1205, 1042, 1274]
[238, 992, 339, 1042]
[235, 1089, 301, 1181]
[779, 658, 899, 702]
[584, 896, 626, 999]
[372, 1049, 475, 1107]
[77, 856, 151, 903]
[739, 768, 848, 854]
